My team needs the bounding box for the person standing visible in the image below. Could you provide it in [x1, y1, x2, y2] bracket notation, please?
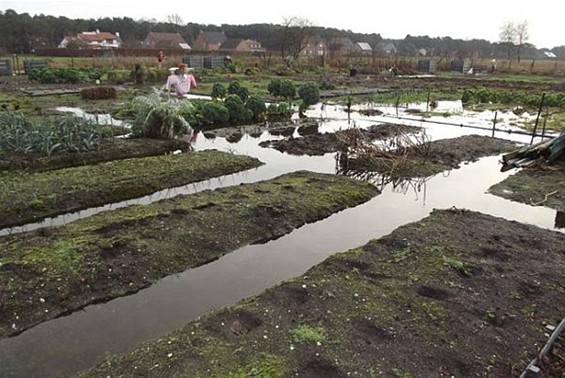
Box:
[162, 63, 197, 97]
[157, 50, 165, 68]
[180, 64, 198, 94]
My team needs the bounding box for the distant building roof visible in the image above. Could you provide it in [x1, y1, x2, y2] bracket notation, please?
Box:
[356, 42, 372, 51]
[219, 38, 242, 50]
[145, 32, 189, 49]
[78, 31, 118, 43]
[544, 51, 557, 58]
[201, 31, 227, 44]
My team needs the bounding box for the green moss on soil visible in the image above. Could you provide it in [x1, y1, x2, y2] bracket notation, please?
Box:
[0, 138, 189, 172]
[0, 171, 379, 339]
[81, 209, 564, 377]
[0, 150, 263, 229]
[489, 160, 565, 212]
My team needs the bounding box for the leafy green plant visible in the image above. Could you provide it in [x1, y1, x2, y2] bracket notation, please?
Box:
[245, 95, 267, 122]
[290, 324, 327, 343]
[28, 67, 100, 84]
[298, 82, 320, 114]
[265, 103, 293, 122]
[225, 95, 252, 124]
[442, 255, 471, 276]
[0, 111, 102, 156]
[211, 83, 227, 100]
[227, 81, 250, 102]
[197, 101, 230, 129]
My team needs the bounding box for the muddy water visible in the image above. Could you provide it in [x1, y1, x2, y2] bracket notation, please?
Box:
[0, 102, 561, 377]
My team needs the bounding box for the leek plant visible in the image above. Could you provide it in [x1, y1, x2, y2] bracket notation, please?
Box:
[0, 112, 102, 156]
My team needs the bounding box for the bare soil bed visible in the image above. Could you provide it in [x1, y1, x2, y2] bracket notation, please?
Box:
[81, 208, 565, 377]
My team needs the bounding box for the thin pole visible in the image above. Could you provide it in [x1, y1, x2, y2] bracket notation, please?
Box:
[492, 111, 498, 138]
[530, 92, 545, 145]
[426, 90, 430, 113]
[541, 106, 549, 139]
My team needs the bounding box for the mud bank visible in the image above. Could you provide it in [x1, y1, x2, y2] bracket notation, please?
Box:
[0, 171, 379, 338]
[82, 209, 565, 377]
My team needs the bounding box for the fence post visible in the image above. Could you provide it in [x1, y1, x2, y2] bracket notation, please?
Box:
[541, 106, 549, 139]
[492, 111, 498, 138]
[530, 93, 546, 145]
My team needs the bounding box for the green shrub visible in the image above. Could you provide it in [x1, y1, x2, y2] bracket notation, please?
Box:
[298, 82, 320, 115]
[28, 67, 94, 84]
[211, 83, 227, 100]
[319, 81, 336, 90]
[227, 81, 250, 102]
[246, 95, 267, 121]
[268, 78, 296, 101]
[225, 94, 252, 123]
[298, 82, 320, 106]
[198, 101, 229, 128]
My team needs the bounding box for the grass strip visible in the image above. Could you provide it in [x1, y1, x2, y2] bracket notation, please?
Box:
[0, 149, 263, 229]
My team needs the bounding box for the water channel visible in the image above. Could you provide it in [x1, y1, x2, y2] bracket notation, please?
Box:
[0, 101, 562, 377]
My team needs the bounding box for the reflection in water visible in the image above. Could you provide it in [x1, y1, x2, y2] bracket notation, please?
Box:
[336, 158, 433, 204]
[555, 211, 565, 229]
[1, 101, 563, 377]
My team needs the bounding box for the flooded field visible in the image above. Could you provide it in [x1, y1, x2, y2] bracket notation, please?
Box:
[0, 100, 562, 377]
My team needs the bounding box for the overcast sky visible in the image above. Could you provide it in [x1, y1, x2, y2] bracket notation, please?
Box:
[2, 0, 564, 49]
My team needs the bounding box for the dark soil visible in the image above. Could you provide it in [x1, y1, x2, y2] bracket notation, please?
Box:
[81, 208, 565, 377]
[342, 134, 519, 178]
[539, 327, 565, 377]
[259, 124, 422, 156]
[0, 171, 378, 339]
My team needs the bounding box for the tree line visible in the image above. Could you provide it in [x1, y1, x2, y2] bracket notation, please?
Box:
[1, 9, 563, 60]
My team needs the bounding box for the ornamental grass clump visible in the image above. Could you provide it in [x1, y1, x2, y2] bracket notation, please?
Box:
[129, 93, 193, 139]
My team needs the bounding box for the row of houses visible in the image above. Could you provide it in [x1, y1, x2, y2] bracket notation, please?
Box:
[58, 30, 401, 56]
[58, 30, 266, 53]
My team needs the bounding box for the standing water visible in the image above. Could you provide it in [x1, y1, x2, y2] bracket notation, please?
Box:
[0, 102, 561, 377]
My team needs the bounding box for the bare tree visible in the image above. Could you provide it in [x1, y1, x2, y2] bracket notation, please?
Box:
[280, 16, 314, 61]
[499, 21, 516, 64]
[166, 13, 184, 25]
[515, 20, 529, 63]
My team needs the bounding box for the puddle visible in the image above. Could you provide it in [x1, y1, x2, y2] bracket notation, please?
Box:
[1, 100, 562, 376]
[55, 106, 126, 126]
